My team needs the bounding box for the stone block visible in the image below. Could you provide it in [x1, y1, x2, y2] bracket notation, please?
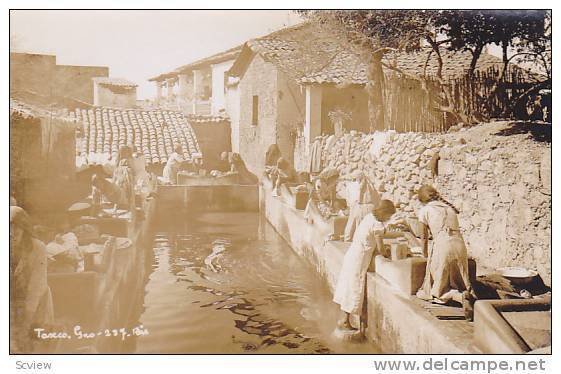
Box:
[374, 254, 477, 296]
[286, 186, 310, 210]
[374, 255, 427, 295]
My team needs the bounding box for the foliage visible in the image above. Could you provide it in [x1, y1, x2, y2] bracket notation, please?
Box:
[299, 10, 551, 127]
[436, 10, 548, 76]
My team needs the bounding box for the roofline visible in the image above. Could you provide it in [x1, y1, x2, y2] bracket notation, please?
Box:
[56, 64, 109, 70]
[147, 22, 309, 83]
[92, 77, 138, 87]
[174, 44, 243, 74]
[10, 51, 57, 58]
[148, 44, 243, 82]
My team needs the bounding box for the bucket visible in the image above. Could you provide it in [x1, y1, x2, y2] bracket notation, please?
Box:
[390, 238, 409, 261]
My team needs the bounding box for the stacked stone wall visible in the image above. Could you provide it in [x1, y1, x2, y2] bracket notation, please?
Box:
[313, 121, 551, 284]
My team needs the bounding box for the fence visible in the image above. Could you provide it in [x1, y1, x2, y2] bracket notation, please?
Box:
[382, 65, 543, 133]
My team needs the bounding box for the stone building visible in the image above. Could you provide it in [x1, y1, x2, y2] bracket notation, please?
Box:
[148, 45, 242, 115]
[226, 22, 541, 175]
[92, 77, 138, 108]
[10, 52, 109, 105]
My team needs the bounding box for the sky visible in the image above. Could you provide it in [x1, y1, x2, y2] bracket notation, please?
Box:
[10, 10, 303, 99]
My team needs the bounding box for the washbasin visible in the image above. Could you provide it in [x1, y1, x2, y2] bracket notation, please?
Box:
[473, 297, 551, 353]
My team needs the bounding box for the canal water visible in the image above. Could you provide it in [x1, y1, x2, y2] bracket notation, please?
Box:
[130, 212, 379, 354]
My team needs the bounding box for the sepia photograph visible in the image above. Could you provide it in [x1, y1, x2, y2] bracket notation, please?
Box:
[7, 6, 553, 363]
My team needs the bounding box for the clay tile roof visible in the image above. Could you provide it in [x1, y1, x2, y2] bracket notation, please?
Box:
[301, 47, 542, 84]
[73, 107, 201, 166]
[93, 77, 138, 87]
[185, 114, 229, 123]
[233, 22, 537, 85]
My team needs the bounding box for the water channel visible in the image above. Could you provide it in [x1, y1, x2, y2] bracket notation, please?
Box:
[129, 212, 379, 354]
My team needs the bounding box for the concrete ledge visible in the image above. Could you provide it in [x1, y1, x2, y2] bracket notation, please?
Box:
[375, 256, 477, 296]
[157, 184, 259, 213]
[474, 298, 551, 354]
[48, 271, 98, 322]
[366, 273, 478, 353]
[177, 172, 240, 186]
[262, 180, 480, 353]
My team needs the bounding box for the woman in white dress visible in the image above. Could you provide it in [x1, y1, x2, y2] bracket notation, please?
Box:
[162, 145, 185, 184]
[415, 185, 475, 319]
[333, 200, 402, 330]
[343, 170, 381, 242]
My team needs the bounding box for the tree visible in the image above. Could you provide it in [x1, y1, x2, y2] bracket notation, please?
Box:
[437, 10, 547, 77]
[301, 10, 551, 127]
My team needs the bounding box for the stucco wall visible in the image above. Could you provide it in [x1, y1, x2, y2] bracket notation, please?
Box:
[317, 121, 551, 285]
[238, 54, 279, 177]
[55, 65, 109, 104]
[321, 86, 370, 134]
[94, 83, 137, 108]
[190, 121, 231, 171]
[211, 60, 235, 115]
[10, 53, 108, 104]
[226, 84, 241, 152]
[10, 53, 56, 97]
[276, 71, 306, 166]
[10, 113, 79, 215]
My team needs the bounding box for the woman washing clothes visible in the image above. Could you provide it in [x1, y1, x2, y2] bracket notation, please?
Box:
[333, 200, 406, 330]
[10, 207, 54, 353]
[304, 167, 340, 222]
[415, 185, 475, 319]
[343, 170, 381, 242]
[270, 157, 296, 197]
[162, 144, 185, 184]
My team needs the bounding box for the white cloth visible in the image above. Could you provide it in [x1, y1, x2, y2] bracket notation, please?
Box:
[131, 155, 152, 196]
[343, 179, 381, 241]
[416, 201, 470, 301]
[346, 181, 360, 205]
[308, 138, 323, 174]
[333, 213, 385, 314]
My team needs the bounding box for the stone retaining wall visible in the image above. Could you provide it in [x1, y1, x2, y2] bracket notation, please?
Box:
[311, 121, 551, 285]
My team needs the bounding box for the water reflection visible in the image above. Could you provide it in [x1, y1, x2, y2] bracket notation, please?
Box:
[132, 212, 378, 354]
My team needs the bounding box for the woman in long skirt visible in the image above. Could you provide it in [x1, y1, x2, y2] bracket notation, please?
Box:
[415, 185, 475, 319]
[333, 200, 400, 330]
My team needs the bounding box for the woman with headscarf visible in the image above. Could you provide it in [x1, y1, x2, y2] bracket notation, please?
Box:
[343, 171, 381, 242]
[415, 185, 474, 319]
[333, 200, 403, 330]
[10, 206, 54, 353]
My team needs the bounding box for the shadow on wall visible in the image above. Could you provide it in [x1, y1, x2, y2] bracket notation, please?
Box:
[493, 122, 551, 143]
[190, 121, 232, 170]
